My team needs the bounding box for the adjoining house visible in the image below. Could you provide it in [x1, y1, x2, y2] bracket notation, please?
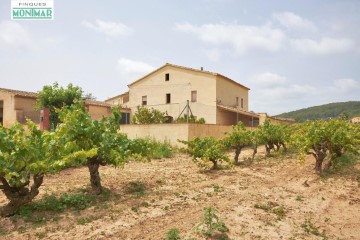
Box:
[0, 88, 39, 127]
[106, 63, 263, 127]
[0, 88, 113, 128]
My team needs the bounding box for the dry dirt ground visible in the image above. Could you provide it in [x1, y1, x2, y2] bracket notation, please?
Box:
[0, 148, 359, 240]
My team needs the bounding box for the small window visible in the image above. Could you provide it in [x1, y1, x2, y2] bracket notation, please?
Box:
[166, 93, 171, 104]
[191, 91, 197, 102]
[241, 98, 244, 108]
[236, 97, 239, 106]
[142, 96, 147, 105]
[165, 73, 170, 81]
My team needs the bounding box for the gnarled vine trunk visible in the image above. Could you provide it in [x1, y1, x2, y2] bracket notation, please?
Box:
[87, 157, 103, 195]
[234, 147, 242, 165]
[210, 159, 218, 170]
[0, 173, 44, 217]
[251, 145, 258, 161]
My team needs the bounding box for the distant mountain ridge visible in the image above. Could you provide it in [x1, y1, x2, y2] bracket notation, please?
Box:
[275, 101, 360, 121]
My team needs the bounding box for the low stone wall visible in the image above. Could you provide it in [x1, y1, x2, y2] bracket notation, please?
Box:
[119, 124, 238, 147]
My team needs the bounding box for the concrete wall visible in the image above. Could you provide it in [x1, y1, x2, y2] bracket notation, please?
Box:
[128, 65, 218, 124]
[120, 123, 236, 147]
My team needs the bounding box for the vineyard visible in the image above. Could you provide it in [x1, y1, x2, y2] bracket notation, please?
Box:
[1, 103, 360, 239]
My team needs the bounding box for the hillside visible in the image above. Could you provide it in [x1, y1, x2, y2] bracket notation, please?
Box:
[276, 101, 360, 121]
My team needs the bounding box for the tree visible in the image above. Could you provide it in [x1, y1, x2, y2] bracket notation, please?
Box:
[0, 121, 94, 216]
[258, 120, 289, 155]
[36, 82, 83, 129]
[181, 137, 231, 170]
[224, 123, 252, 164]
[57, 103, 131, 194]
[132, 106, 166, 124]
[176, 114, 206, 124]
[292, 119, 359, 173]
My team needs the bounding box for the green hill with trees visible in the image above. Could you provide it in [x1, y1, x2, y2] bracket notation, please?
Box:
[276, 101, 360, 121]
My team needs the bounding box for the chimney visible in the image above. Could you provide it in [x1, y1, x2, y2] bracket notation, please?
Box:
[201, 67, 203, 71]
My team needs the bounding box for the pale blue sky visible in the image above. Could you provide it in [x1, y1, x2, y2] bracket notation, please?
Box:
[1, 0, 359, 114]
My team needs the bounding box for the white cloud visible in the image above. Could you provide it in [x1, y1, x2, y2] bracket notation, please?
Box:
[273, 12, 316, 31]
[82, 19, 133, 38]
[117, 58, 155, 83]
[176, 22, 285, 55]
[0, 21, 31, 48]
[333, 78, 360, 92]
[250, 72, 287, 87]
[206, 49, 222, 61]
[290, 37, 355, 55]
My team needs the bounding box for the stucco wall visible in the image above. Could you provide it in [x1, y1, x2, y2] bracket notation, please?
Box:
[14, 96, 39, 123]
[216, 75, 249, 111]
[0, 92, 15, 127]
[87, 105, 111, 120]
[128, 65, 218, 124]
[120, 124, 189, 146]
[120, 123, 236, 147]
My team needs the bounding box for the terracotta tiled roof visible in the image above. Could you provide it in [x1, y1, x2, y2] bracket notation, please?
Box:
[0, 87, 111, 107]
[105, 91, 129, 102]
[85, 100, 112, 107]
[0, 87, 38, 98]
[127, 63, 250, 90]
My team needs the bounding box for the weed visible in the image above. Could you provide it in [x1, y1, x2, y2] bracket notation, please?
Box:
[295, 195, 304, 202]
[165, 228, 181, 240]
[212, 184, 224, 193]
[131, 206, 138, 212]
[0, 227, 8, 236]
[141, 201, 150, 207]
[254, 202, 286, 219]
[77, 217, 94, 225]
[35, 231, 46, 239]
[125, 181, 146, 198]
[194, 207, 229, 238]
[17, 226, 27, 233]
[301, 219, 328, 240]
[12, 190, 112, 224]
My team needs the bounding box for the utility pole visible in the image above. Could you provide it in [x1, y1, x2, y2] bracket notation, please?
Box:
[186, 100, 189, 123]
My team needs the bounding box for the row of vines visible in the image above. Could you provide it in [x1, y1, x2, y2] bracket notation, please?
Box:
[183, 119, 360, 173]
[0, 103, 172, 217]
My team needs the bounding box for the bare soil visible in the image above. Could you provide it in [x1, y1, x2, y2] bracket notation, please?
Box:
[1, 147, 359, 240]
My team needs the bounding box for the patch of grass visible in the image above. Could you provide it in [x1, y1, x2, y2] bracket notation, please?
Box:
[35, 231, 46, 239]
[141, 201, 149, 207]
[77, 216, 95, 225]
[254, 202, 286, 219]
[295, 195, 304, 202]
[12, 189, 113, 224]
[165, 228, 181, 240]
[125, 181, 146, 198]
[301, 219, 328, 240]
[0, 227, 8, 236]
[131, 206, 138, 213]
[212, 183, 224, 193]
